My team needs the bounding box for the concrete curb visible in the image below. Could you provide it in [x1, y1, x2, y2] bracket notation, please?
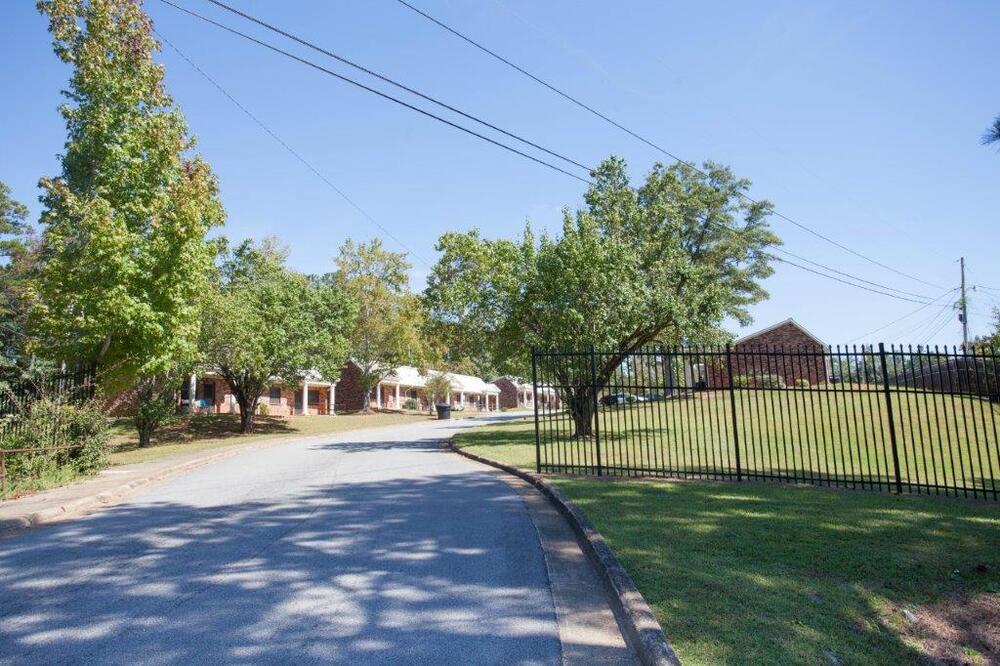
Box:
[0, 432, 331, 539]
[451, 443, 682, 666]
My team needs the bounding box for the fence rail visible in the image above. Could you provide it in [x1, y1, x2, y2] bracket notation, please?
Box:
[1, 366, 98, 494]
[531, 344, 1000, 500]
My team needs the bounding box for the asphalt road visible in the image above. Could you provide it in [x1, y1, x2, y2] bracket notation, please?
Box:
[0, 414, 563, 665]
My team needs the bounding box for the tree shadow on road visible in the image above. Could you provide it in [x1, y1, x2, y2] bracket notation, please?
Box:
[0, 436, 561, 664]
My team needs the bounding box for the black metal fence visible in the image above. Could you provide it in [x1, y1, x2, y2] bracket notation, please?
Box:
[0, 365, 99, 494]
[0, 366, 98, 438]
[531, 345, 1000, 500]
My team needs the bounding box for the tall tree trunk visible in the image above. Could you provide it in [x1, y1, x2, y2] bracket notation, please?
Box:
[134, 374, 175, 447]
[137, 420, 153, 448]
[223, 372, 266, 434]
[233, 385, 260, 434]
[567, 387, 595, 438]
[361, 388, 372, 414]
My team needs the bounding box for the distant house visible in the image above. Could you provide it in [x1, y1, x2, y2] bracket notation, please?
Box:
[493, 376, 561, 410]
[711, 318, 830, 387]
[179, 369, 338, 416]
[493, 377, 531, 409]
[334, 362, 501, 413]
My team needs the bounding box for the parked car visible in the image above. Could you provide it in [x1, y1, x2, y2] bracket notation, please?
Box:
[600, 393, 638, 406]
[642, 391, 665, 402]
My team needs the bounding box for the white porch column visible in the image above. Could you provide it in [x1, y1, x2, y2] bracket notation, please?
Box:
[329, 382, 336, 416]
[376, 382, 382, 409]
[187, 373, 196, 413]
[395, 383, 400, 409]
[459, 391, 465, 407]
[301, 380, 310, 416]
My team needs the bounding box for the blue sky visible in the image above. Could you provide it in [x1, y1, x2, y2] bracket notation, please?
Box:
[3, 0, 998, 346]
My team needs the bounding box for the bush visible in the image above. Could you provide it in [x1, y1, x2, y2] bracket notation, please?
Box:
[258, 402, 269, 416]
[1, 397, 109, 491]
[733, 375, 751, 388]
[794, 378, 811, 388]
[403, 397, 419, 410]
[753, 374, 786, 389]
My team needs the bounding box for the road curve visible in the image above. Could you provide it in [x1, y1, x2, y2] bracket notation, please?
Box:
[0, 415, 563, 665]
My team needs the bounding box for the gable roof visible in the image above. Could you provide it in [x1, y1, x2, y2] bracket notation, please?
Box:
[734, 318, 826, 347]
[383, 365, 500, 394]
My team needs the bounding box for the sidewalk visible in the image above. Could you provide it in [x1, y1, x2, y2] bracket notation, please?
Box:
[0, 432, 322, 539]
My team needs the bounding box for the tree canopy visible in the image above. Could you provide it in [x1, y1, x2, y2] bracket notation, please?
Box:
[983, 114, 1000, 148]
[424, 156, 779, 434]
[0, 182, 33, 370]
[336, 238, 425, 412]
[200, 239, 355, 433]
[34, 0, 224, 444]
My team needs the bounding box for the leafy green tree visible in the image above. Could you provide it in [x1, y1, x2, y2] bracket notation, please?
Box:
[983, 114, 1000, 148]
[975, 309, 1000, 349]
[424, 371, 453, 407]
[0, 182, 34, 370]
[35, 0, 224, 446]
[336, 238, 425, 413]
[199, 239, 355, 434]
[425, 156, 778, 436]
[0, 182, 29, 262]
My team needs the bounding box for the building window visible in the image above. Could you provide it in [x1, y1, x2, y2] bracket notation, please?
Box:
[308, 389, 320, 406]
[269, 387, 281, 405]
[202, 381, 215, 407]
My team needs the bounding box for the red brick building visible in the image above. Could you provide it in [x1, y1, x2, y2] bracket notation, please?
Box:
[710, 318, 830, 388]
[334, 362, 501, 413]
[492, 376, 560, 410]
[179, 371, 337, 416]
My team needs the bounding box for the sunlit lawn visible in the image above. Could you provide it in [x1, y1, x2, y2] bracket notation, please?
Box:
[455, 419, 1000, 664]
[534, 390, 1000, 498]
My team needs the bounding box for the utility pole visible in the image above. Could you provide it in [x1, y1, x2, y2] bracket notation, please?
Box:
[959, 257, 969, 349]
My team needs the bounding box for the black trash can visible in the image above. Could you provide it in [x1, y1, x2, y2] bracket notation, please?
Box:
[435, 403, 452, 420]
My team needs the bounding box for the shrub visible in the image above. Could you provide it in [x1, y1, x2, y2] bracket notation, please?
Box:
[794, 378, 811, 388]
[258, 403, 269, 416]
[403, 397, 419, 410]
[753, 374, 786, 389]
[1, 397, 109, 490]
[733, 375, 751, 388]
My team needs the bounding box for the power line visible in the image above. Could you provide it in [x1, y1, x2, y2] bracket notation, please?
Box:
[769, 246, 932, 300]
[203, 0, 945, 303]
[205, 0, 591, 175]
[153, 28, 434, 269]
[156, 0, 592, 185]
[847, 288, 958, 343]
[157, 0, 945, 307]
[766, 255, 936, 305]
[394, 0, 947, 291]
[917, 307, 955, 346]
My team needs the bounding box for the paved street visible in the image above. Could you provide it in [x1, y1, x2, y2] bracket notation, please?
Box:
[0, 415, 567, 665]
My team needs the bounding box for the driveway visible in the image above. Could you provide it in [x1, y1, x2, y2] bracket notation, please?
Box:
[0, 415, 567, 664]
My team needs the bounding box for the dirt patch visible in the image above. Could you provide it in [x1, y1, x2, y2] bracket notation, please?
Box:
[900, 592, 999, 665]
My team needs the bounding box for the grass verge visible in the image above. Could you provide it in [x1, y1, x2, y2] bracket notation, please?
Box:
[455, 418, 1000, 665]
[107, 411, 431, 465]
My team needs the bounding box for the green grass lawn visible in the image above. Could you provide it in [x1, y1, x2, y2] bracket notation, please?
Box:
[456, 419, 1000, 665]
[535, 389, 1000, 498]
[107, 411, 432, 465]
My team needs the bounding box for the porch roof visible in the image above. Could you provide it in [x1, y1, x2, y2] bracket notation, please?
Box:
[382, 365, 501, 395]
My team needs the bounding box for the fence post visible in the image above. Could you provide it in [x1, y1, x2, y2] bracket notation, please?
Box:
[589, 345, 603, 477]
[879, 343, 903, 494]
[531, 348, 542, 474]
[725, 344, 742, 482]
